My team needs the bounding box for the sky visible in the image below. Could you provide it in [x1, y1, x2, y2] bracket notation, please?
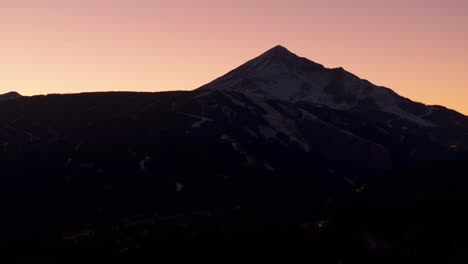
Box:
[0, 0, 467, 114]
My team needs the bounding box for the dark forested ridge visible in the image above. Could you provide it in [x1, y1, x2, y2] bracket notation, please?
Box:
[1, 47, 468, 262]
[0, 91, 467, 263]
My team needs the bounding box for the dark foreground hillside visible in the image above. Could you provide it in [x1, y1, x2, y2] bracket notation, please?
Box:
[1, 91, 467, 263]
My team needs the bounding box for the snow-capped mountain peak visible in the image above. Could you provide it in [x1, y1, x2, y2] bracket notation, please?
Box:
[256, 45, 312, 64]
[198, 46, 434, 126]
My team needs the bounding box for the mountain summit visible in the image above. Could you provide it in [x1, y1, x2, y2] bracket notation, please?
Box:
[262, 45, 293, 56]
[257, 45, 316, 64]
[199, 46, 437, 126]
[0, 91, 22, 101]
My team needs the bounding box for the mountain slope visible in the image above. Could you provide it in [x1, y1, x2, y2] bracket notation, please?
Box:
[0, 91, 22, 101]
[199, 45, 452, 127]
[1, 47, 468, 262]
[198, 45, 468, 154]
[1, 91, 467, 262]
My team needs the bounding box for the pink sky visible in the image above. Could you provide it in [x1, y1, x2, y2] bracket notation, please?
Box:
[0, 0, 467, 114]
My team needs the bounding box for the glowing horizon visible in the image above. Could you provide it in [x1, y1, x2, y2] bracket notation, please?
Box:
[0, 0, 467, 114]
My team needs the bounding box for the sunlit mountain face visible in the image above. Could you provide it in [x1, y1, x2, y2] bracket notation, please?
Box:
[1, 47, 468, 262]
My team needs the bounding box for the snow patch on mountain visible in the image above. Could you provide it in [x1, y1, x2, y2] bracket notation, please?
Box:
[221, 134, 256, 165]
[247, 94, 310, 152]
[263, 162, 275, 172]
[176, 182, 184, 192]
[179, 112, 213, 128]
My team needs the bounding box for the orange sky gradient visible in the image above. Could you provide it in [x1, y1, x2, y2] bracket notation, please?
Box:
[1, 0, 467, 114]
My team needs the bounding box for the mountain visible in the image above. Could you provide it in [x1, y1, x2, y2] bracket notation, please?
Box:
[1, 47, 468, 262]
[199, 45, 468, 156]
[200, 45, 457, 126]
[196, 46, 466, 162]
[0, 91, 22, 101]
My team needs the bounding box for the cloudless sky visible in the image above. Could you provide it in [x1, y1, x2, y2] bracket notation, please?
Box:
[0, 0, 467, 114]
